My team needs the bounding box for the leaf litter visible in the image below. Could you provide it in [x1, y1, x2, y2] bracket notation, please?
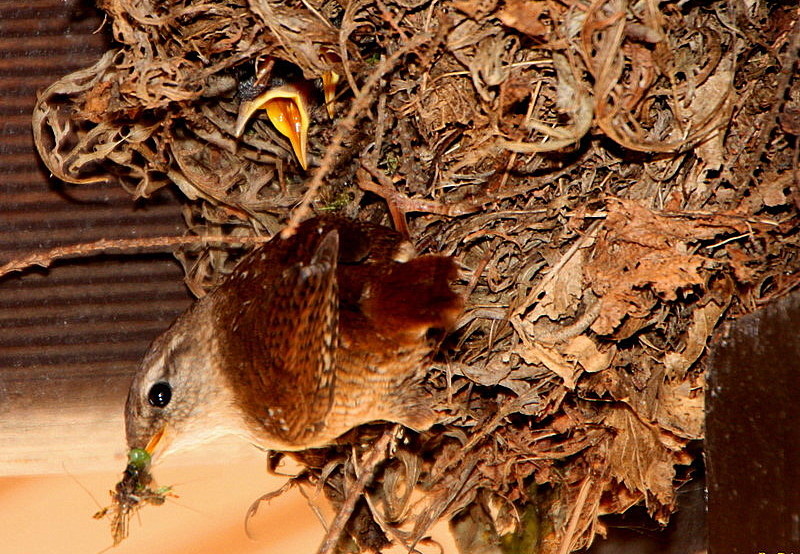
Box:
[30, 0, 800, 551]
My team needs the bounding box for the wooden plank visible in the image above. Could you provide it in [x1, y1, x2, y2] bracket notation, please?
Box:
[0, 1, 194, 477]
[707, 290, 800, 553]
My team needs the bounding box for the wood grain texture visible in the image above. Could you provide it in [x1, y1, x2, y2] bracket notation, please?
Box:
[0, 1, 192, 475]
[708, 290, 800, 553]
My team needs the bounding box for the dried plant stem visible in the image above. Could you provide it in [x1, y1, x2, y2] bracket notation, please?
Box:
[0, 235, 272, 278]
[316, 426, 398, 554]
[244, 476, 305, 539]
[511, 220, 603, 318]
[283, 31, 441, 238]
[557, 477, 592, 554]
[357, 164, 482, 220]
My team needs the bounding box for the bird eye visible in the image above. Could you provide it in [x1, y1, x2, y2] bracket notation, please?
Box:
[148, 382, 172, 408]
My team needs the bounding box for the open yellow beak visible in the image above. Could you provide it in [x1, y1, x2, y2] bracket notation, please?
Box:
[322, 70, 340, 119]
[234, 84, 310, 170]
[320, 48, 342, 119]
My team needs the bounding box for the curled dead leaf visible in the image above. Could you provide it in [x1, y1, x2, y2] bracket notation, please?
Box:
[663, 276, 733, 380]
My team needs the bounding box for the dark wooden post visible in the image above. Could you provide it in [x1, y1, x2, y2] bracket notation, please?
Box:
[708, 291, 800, 553]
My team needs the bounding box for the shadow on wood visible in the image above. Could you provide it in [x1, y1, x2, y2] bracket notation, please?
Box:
[708, 290, 800, 553]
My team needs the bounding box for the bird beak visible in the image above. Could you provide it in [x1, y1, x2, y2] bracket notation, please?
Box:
[320, 48, 342, 119]
[322, 70, 340, 119]
[144, 426, 166, 458]
[234, 84, 310, 170]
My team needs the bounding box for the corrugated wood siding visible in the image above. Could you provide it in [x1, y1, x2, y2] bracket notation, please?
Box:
[0, 2, 193, 474]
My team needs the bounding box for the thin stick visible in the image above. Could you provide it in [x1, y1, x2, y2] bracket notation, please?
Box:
[557, 476, 592, 554]
[316, 426, 398, 554]
[511, 220, 603, 317]
[283, 31, 441, 239]
[0, 235, 273, 278]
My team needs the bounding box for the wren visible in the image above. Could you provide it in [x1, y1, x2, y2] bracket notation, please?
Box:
[124, 216, 463, 461]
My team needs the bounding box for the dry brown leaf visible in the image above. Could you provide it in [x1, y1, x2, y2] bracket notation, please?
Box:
[725, 245, 759, 284]
[527, 247, 585, 323]
[452, 0, 499, 19]
[756, 172, 793, 208]
[496, 0, 549, 40]
[586, 198, 741, 336]
[655, 373, 704, 439]
[663, 277, 733, 379]
[605, 406, 678, 520]
[562, 335, 616, 374]
[513, 334, 580, 389]
[510, 333, 614, 389]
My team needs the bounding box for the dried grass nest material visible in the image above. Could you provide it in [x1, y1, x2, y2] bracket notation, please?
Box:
[33, 0, 800, 551]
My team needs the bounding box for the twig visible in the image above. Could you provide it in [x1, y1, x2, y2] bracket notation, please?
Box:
[511, 220, 603, 317]
[410, 457, 480, 550]
[283, 30, 445, 239]
[316, 425, 398, 554]
[0, 235, 273, 278]
[356, 165, 483, 232]
[557, 476, 592, 554]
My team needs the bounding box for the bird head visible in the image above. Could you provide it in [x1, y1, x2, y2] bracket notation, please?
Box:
[124, 297, 252, 462]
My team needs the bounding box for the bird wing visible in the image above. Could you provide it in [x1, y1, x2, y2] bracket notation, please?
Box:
[219, 228, 340, 447]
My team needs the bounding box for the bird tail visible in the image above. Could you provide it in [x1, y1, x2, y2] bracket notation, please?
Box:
[362, 255, 463, 344]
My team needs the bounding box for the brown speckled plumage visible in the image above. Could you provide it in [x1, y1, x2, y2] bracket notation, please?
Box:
[125, 216, 462, 459]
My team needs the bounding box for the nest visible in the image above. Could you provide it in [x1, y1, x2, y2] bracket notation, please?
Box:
[33, 0, 800, 551]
